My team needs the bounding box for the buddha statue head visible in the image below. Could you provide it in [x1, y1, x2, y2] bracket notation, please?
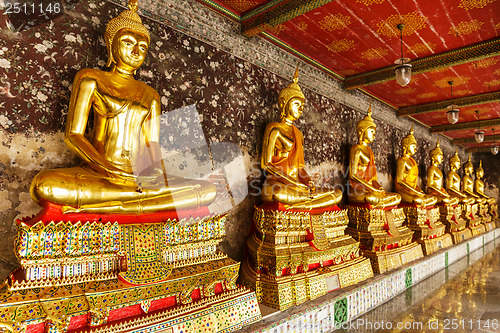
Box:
[278, 66, 305, 122]
[449, 149, 461, 171]
[430, 139, 443, 165]
[356, 104, 377, 144]
[105, 0, 151, 70]
[401, 124, 417, 156]
[463, 154, 473, 176]
[475, 160, 484, 179]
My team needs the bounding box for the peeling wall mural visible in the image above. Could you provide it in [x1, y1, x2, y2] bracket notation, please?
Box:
[0, 0, 495, 280]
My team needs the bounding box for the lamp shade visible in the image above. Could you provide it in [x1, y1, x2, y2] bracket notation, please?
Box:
[492, 146, 499, 155]
[394, 62, 412, 87]
[474, 130, 485, 143]
[446, 108, 459, 124]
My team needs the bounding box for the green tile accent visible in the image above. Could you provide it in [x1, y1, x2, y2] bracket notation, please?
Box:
[445, 252, 449, 267]
[334, 297, 348, 326]
[467, 243, 470, 254]
[405, 268, 412, 289]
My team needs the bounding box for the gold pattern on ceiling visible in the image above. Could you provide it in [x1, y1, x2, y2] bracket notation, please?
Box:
[494, 68, 500, 76]
[224, 0, 258, 13]
[495, 22, 500, 30]
[417, 92, 438, 99]
[454, 89, 470, 96]
[327, 39, 355, 52]
[484, 79, 500, 87]
[361, 47, 389, 60]
[458, 0, 497, 10]
[376, 12, 428, 37]
[434, 76, 471, 88]
[341, 69, 359, 76]
[353, 62, 366, 68]
[470, 58, 499, 69]
[356, 0, 386, 5]
[396, 87, 416, 95]
[448, 19, 484, 36]
[410, 42, 436, 55]
[318, 13, 351, 31]
[296, 21, 308, 31]
[269, 24, 287, 35]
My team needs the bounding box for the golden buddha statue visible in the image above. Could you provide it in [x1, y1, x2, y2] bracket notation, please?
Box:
[348, 106, 401, 208]
[260, 68, 342, 209]
[395, 126, 437, 207]
[474, 160, 495, 204]
[426, 140, 459, 205]
[446, 150, 474, 204]
[30, 0, 216, 214]
[462, 155, 484, 204]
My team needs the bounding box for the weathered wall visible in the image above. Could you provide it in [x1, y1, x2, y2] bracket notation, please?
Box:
[0, 0, 494, 280]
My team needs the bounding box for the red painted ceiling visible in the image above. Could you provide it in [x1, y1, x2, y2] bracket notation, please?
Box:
[208, 0, 500, 150]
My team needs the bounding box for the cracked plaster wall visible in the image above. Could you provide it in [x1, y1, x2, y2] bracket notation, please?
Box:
[0, 0, 494, 280]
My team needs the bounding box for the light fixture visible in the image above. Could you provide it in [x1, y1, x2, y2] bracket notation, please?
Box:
[474, 110, 484, 143]
[394, 23, 412, 87]
[492, 129, 499, 155]
[446, 81, 459, 124]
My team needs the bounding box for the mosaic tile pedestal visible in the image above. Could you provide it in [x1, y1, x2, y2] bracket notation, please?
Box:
[438, 204, 471, 243]
[402, 205, 453, 255]
[240, 204, 373, 311]
[346, 205, 423, 274]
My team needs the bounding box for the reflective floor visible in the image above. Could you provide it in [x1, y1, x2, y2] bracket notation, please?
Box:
[333, 240, 500, 333]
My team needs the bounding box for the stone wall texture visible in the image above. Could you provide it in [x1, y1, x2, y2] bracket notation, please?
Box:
[0, 0, 497, 280]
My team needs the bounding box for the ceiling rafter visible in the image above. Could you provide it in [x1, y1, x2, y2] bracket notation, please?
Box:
[343, 37, 500, 91]
[398, 90, 500, 117]
[241, 0, 336, 37]
[430, 119, 500, 133]
[466, 147, 497, 154]
[453, 135, 500, 145]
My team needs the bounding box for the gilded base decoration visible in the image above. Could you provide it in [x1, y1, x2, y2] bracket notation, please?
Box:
[240, 204, 373, 311]
[437, 205, 471, 244]
[462, 203, 485, 236]
[478, 203, 495, 232]
[402, 205, 453, 255]
[0, 209, 261, 332]
[345, 205, 424, 274]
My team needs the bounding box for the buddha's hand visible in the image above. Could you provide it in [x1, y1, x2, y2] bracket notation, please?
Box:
[308, 181, 316, 195]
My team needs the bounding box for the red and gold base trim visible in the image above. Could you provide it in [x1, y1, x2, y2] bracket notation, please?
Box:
[438, 205, 471, 244]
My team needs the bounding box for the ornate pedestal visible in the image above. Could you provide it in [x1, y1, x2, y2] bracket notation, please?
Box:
[345, 205, 423, 274]
[478, 203, 495, 232]
[0, 207, 261, 332]
[462, 203, 485, 236]
[240, 204, 373, 311]
[490, 204, 500, 227]
[401, 205, 453, 255]
[438, 204, 472, 243]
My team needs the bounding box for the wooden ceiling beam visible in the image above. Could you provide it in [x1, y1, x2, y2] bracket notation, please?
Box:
[343, 37, 500, 90]
[453, 135, 500, 145]
[467, 147, 498, 154]
[398, 90, 500, 116]
[241, 0, 336, 37]
[430, 118, 500, 133]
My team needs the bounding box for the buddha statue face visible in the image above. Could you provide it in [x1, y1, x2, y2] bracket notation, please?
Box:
[362, 126, 376, 144]
[404, 143, 417, 156]
[110, 28, 149, 72]
[450, 159, 460, 171]
[476, 168, 484, 179]
[464, 164, 473, 176]
[431, 152, 443, 166]
[283, 97, 304, 121]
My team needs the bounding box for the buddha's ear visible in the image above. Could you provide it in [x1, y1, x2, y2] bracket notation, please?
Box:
[105, 36, 114, 67]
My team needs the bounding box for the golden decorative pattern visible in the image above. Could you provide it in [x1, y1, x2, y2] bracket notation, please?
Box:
[296, 21, 308, 31]
[342, 69, 359, 76]
[448, 19, 484, 36]
[318, 13, 351, 31]
[458, 0, 497, 10]
[377, 12, 428, 37]
[470, 58, 499, 69]
[224, 0, 258, 12]
[494, 68, 500, 76]
[353, 62, 366, 67]
[453, 89, 470, 96]
[396, 87, 416, 95]
[361, 47, 389, 60]
[268, 23, 287, 35]
[356, 0, 386, 5]
[496, 22, 500, 30]
[417, 92, 437, 99]
[410, 42, 436, 55]
[434, 76, 470, 88]
[484, 79, 500, 87]
[326, 39, 355, 52]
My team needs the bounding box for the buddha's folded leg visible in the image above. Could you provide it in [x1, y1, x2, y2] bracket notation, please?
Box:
[379, 192, 401, 208]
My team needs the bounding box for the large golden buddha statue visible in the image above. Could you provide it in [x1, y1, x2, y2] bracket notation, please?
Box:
[426, 140, 459, 205]
[348, 106, 401, 208]
[30, 0, 216, 214]
[446, 150, 474, 204]
[395, 126, 437, 207]
[474, 161, 495, 205]
[462, 155, 484, 204]
[261, 68, 342, 209]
